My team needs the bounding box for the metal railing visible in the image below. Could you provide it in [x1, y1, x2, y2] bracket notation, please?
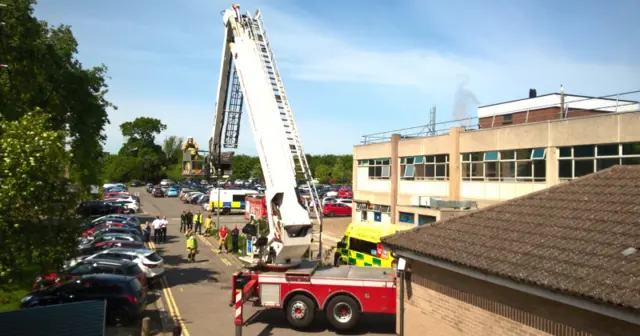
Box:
[361, 90, 640, 144]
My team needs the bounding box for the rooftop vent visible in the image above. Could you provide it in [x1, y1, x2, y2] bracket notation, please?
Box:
[529, 88, 537, 98]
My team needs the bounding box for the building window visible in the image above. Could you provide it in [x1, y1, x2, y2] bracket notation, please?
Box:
[358, 158, 390, 180]
[371, 204, 390, 222]
[398, 212, 414, 224]
[503, 114, 513, 124]
[461, 148, 546, 182]
[558, 142, 640, 180]
[418, 215, 436, 226]
[400, 155, 449, 181]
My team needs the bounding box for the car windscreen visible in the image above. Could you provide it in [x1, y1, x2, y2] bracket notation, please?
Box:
[144, 252, 162, 262]
[125, 264, 144, 276]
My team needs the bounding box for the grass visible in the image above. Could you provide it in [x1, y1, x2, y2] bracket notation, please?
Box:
[0, 266, 40, 312]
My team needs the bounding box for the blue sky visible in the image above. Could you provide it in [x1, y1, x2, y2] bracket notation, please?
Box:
[35, 0, 640, 155]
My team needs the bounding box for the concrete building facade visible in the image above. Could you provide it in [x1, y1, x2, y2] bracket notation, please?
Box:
[352, 108, 640, 225]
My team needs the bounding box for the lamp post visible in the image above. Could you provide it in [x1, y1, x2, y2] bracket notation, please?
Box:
[216, 169, 222, 230]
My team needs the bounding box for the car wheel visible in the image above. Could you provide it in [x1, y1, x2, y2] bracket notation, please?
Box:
[328, 211, 335, 217]
[285, 294, 316, 329]
[107, 308, 131, 327]
[325, 295, 360, 331]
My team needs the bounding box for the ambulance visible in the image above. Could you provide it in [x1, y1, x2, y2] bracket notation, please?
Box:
[333, 221, 415, 267]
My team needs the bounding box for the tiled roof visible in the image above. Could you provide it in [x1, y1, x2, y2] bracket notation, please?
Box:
[382, 165, 640, 310]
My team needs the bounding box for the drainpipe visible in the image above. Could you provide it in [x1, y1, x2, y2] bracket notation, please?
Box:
[399, 269, 405, 336]
[390, 134, 400, 223]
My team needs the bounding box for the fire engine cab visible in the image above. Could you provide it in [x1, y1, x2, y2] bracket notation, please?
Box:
[208, 4, 399, 332]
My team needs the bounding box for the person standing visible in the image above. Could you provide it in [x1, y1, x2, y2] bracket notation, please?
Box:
[218, 225, 229, 253]
[152, 216, 162, 244]
[204, 215, 213, 236]
[231, 225, 240, 254]
[186, 210, 194, 231]
[185, 230, 198, 262]
[143, 221, 151, 243]
[179, 210, 187, 233]
[160, 216, 168, 243]
[194, 210, 203, 235]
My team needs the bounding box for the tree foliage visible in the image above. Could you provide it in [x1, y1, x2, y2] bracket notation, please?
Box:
[162, 135, 184, 164]
[229, 154, 353, 184]
[0, 0, 113, 190]
[103, 117, 168, 183]
[0, 112, 81, 280]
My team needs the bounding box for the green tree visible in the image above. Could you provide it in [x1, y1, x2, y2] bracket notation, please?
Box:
[314, 164, 332, 183]
[0, 111, 81, 281]
[120, 117, 167, 144]
[162, 135, 184, 164]
[250, 163, 264, 180]
[0, 0, 113, 190]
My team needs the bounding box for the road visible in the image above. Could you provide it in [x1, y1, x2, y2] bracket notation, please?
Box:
[133, 188, 395, 336]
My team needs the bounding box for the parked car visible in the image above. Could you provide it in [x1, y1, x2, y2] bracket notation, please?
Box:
[33, 259, 148, 292]
[166, 187, 179, 197]
[130, 181, 143, 187]
[322, 202, 352, 217]
[87, 227, 142, 241]
[338, 187, 353, 198]
[152, 188, 164, 197]
[21, 274, 147, 326]
[82, 218, 140, 236]
[78, 240, 146, 258]
[83, 247, 165, 281]
[76, 200, 118, 217]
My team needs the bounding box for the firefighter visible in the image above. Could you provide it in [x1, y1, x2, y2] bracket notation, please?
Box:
[186, 230, 198, 262]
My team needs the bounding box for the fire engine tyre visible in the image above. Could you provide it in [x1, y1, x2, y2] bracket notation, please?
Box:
[325, 295, 360, 331]
[285, 294, 316, 329]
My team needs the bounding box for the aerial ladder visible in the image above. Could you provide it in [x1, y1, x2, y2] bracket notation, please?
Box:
[213, 5, 399, 334]
[211, 4, 323, 266]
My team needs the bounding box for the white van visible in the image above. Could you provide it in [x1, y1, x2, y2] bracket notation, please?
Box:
[208, 189, 258, 215]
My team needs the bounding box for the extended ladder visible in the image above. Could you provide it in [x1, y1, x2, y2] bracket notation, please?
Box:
[249, 12, 324, 258]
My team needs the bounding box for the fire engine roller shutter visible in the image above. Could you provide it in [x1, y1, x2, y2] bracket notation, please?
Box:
[1, 300, 106, 336]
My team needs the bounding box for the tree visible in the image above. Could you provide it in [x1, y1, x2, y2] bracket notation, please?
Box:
[120, 117, 167, 144]
[250, 163, 264, 180]
[0, 111, 81, 280]
[314, 164, 333, 183]
[0, 0, 113, 190]
[162, 135, 184, 164]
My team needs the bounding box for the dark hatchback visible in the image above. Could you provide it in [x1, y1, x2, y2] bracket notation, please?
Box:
[21, 273, 146, 326]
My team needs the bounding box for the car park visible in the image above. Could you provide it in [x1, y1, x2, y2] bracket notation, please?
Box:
[83, 247, 165, 281]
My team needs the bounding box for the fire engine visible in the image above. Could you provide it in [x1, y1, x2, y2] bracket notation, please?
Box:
[244, 194, 267, 220]
[209, 4, 398, 332]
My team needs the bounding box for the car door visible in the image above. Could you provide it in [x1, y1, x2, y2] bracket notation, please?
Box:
[336, 203, 350, 216]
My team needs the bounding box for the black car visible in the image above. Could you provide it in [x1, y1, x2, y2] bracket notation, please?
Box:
[76, 200, 118, 217]
[21, 273, 147, 326]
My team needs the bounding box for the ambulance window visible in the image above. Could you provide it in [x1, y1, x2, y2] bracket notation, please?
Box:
[232, 194, 245, 202]
[349, 237, 378, 256]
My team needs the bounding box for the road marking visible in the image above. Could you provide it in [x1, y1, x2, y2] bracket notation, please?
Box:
[197, 235, 232, 266]
[221, 258, 232, 266]
[143, 236, 191, 336]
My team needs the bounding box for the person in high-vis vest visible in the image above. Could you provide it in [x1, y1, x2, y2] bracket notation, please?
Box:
[204, 215, 213, 237]
[193, 211, 203, 235]
[186, 230, 198, 262]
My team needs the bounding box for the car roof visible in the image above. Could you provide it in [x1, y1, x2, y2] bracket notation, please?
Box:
[105, 247, 154, 254]
[78, 258, 135, 267]
[78, 273, 134, 283]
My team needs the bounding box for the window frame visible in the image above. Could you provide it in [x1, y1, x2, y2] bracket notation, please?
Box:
[557, 142, 640, 180]
[363, 158, 391, 180]
[461, 148, 547, 182]
[400, 155, 450, 181]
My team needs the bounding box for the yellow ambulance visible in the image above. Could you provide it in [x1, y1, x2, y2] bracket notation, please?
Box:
[333, 221, 415, 267]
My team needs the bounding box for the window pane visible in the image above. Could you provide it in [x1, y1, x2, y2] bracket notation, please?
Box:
[533, 161, 546, 180]
[461, 163, 470, 179]
[573, 145, 595, 158]
[406, 157, 414, 164]
[400, 158, 406, 164]
[597, 144, 619, 156]
[516, 149, 532, 160]
[500, 151, 515, 160]
[531, 148, 546, 159]
[375, 166, 382, 177]
[470, 152, 482, 162]
[471, 162, 484, 177]
[622, 157, 640, 165]
[425, 155, 435, 163]
[381, 166, 390, 177]
[500, 162, 516, 178]
[425, 164, 435, 177]
[622, 143, 640, 155]
[404, 165, 415, 177]
[596, 158, 619, 171]
[415, 164, 425, 178]
[368, 167, 374, 177]
[381, 159, 390, 165]
[399, 212, 414, 224]
[485, 162, 499, 179]
[435, 164, 445, 177]
[435, 155, 447, 163]
[559, 147, 572, 158]
[484, 151, 499, 161]
[559, 160, 572, 178]
[517, 161, 532, 178]
[414, 156, 424, 164]
[460, 154, 469, 162]
[368, 160, 374, 165]
[574, 159, 595, 177]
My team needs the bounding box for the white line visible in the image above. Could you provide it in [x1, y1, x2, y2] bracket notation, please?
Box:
[235, 308, 242, 317]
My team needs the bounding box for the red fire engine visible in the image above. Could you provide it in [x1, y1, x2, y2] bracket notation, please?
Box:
[244, 194, 267, 220]
[210, 4, 399, 333]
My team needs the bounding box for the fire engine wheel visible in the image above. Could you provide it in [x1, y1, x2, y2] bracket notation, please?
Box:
[326, 295, 360, 331]
[285, 294, 316, 329]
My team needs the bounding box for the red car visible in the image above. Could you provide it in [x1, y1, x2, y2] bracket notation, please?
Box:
[322, 202, 352, 217]
[33, 259, 148, 291]
[338, 187, 353, 199]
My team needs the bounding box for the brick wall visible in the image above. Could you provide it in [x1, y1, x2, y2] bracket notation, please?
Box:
[479, 107, 609, 129]
[398, 259, 640, 336]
